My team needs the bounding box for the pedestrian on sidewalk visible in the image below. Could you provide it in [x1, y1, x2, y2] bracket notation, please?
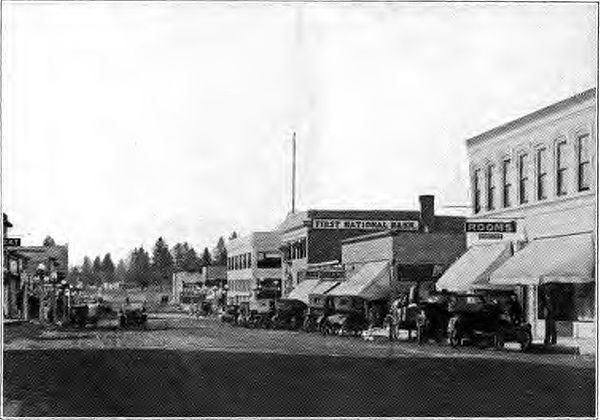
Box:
[543, 287, 557, 347]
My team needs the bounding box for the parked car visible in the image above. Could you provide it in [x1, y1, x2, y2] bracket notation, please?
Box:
[415, 292, 453, 344]
[220, 304, 240, 325]
[119, 302, 148, 328]
[69, 299, 116, 328]
[322, 309, 369, 336]
[272, 299, 307, 330]
[447, 294, 532, 351]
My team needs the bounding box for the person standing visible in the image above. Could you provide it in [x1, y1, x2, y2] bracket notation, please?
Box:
[543, 287, 557, 347]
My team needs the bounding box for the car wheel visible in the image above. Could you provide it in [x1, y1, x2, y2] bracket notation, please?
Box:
[520, 330, 533, 352]
[417, 325, 425, 345]
[449, 327, 461, 347]
[494, 332, 505, 350]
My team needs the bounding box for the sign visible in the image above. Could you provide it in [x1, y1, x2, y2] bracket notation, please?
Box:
[465, 221, 516, 233]
[4, 237, 21, 247]
[312, 219, 419, 231]
[478, 233, 504, 240]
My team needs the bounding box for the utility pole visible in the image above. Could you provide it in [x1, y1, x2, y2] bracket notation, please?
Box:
[291, 131, 297, 214]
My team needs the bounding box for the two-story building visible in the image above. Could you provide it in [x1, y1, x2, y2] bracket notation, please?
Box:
[226, 231, 282, 305]
[437, 88, 596, 348]
[277, 202, 441, 296]
[340, 195, 466, 302]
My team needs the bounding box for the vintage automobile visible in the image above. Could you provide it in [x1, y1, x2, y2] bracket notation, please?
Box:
[303, 295, 335, 333]
[447, 294, 532, 351]
[220, 304, 240, 325]
[237, 299, 275, 329]
[271, 299, 307, 330]
[415, 292, 453, 344]
[119, 301, 148, 328]
[69, 299, 116, 328]
[322, 309, 369, 336]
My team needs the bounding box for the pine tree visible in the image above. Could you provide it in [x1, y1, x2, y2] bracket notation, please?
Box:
[171, 242, 189, 272]
[152, 237, 173, 287]
[213, 236, 227, 266]
[183, 247, 201, 272]
[201, 247, 212, 266]
[101, 253, 116, 283]
[115, 259, 127, 284]
[81, 256, 93, 285]
[43, 235, 56, 247]
[129, 247, 152, 289]
[228, 231, 238, 240]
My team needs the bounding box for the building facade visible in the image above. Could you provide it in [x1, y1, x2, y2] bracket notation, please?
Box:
[341, 198, 466, 301]
[226, 231, 282, 305]
[439, 88, 596, 346]
[278, 196, 465, 296]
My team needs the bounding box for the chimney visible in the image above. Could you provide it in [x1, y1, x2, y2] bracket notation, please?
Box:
[419, 195, 435, 233]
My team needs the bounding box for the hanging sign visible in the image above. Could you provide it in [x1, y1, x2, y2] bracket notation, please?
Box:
[4, 237, 21, 246]
[465, 221, 516, 233]
[312, 219, 419, 231]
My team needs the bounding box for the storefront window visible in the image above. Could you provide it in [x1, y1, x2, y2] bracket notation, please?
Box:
[537, 283, 595, 322]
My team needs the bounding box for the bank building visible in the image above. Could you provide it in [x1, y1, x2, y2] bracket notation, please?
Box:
[437, 88, 596, 351]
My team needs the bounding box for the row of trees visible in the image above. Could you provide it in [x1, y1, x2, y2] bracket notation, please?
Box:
[70, 232, 238, 289]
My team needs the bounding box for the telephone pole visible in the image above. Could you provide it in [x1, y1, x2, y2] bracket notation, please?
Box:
[291, 131, 297, 214]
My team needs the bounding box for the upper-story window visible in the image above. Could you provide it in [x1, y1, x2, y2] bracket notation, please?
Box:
[518, 153, 529, 205]
[486, 164, 495, 211]
[556, 140, 568, 196]
[473, 169, 482, 214]
[578, 133, 591, 191]
[536, 147, 548, 201]
[257, 252, 281, 269]
[502, 159, 512, 208]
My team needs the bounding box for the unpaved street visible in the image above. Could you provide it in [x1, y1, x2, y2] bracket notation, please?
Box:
[4, 315, 595, 417]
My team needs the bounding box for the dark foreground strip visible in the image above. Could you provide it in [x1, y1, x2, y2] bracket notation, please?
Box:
[3, 349, 595, 417]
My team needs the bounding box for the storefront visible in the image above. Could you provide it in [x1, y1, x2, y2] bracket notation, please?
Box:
[226, 231, 282, 305]
[278, 195, 465, 296]
[441, 88, 596, 348]
[490, 232, 595, 341]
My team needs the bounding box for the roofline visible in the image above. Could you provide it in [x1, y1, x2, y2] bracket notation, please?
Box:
[341, 228, 467, 245]
[466, 87, 596, 147]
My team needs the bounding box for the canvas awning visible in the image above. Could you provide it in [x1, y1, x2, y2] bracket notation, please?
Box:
[490, 233, 595, 286]
[310, 280, 341, 296]
[436, 242, 513, 292]
[286, 279, 320, 304]
[329, 261, 392, 300]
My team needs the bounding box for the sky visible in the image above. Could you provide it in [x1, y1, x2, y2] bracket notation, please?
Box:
[2, 2, 597, 265]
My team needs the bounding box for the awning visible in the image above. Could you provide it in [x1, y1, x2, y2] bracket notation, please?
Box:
[286, 279, 320, 304]
[490, 233, 595, 286]
[310, 280, 341, 296]
[329, 261, 392, 300]
[436, 242, 513, 292]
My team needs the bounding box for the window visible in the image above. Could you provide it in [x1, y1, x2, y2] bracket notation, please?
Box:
[556, 140, 568, 196]
[536, 148, 547, 200]
[257, 252, 282, 269]
[486, 164, 495, 211]
[518, 153, 529, 204]
[502, 159, 512, 208]
[578, 134, 591, 191]
[473, 169, 482, 214]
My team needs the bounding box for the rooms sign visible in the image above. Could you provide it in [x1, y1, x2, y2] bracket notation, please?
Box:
[312, 219, 419, 231]
[465, 221, 516, 233]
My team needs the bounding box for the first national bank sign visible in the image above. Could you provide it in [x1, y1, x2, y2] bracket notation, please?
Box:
[312, 219, 419, 231]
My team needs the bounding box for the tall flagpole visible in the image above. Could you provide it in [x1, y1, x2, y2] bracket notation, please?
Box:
[292, 131, 297, 214]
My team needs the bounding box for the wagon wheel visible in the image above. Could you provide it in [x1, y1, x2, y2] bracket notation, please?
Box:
[494, 332, 505, 350]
